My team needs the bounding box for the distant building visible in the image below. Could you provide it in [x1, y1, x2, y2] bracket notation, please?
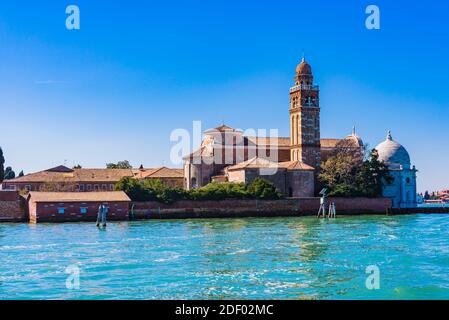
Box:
[27, 191, 131, 223]
[133, 167, 184, 188]
[423, 190, 449, 204]
[2, 165, 184, 192]
[375, 131, 417, 208]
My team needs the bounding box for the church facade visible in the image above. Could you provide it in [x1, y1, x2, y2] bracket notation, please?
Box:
[183, 58, 363, 197]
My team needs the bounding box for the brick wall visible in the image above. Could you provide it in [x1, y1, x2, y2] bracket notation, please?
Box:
[131, 197, 392, 220]
[0, 191, 26, 222]
[29, 201, 130, 223]
[328, 197, 392, 214]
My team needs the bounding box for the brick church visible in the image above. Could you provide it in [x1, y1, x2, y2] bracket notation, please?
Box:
[184, 58, 364, 197]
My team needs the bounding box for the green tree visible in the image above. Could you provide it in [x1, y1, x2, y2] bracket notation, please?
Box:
[424, 191, 430, 200]
[247, 178, 283, 200]
[18, 170, 24, 177]
[319, 141, 364, 196]
[189, 182, 250, 201]
[107, 160, 132, 169]
[356, 149, 393, 197]
[73, 164, 82, 169]
[0, 147, 4, 183]
[115, 177, 156, 201]
[319, 146, 391, 198]
[116, 177, 282, 203]
[115, 177, 187, 203]
[3, 166, 15, 180]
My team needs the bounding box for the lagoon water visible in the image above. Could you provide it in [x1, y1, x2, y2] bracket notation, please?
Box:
[1, 214, 449, 300]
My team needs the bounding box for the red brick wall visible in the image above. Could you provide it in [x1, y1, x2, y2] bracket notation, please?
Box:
[29, 201, 130, 223]
[0, 191, 25, 222]
[131, 197, 392, 219]
[328, 197, 392, 214]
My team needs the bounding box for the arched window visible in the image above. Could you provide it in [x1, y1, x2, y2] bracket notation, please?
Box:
[406, 177, 411, 184]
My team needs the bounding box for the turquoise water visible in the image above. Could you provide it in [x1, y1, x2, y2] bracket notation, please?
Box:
[1, 214, 449, 300]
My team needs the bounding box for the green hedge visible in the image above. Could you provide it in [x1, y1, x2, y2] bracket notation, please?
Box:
[115, 177, 283, 203]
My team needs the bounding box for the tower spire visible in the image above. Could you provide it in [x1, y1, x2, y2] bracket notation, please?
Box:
[301, 50, 305, 63]
[352, 126, 356, 136]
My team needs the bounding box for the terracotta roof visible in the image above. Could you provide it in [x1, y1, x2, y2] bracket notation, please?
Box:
[137, 167, 184, 179]
[226, 157, 279, 171]
[278, 160, 315, 171]
[7, 166, 184, 183]
[214, 124, 237, 132]
[7, 168, 135, 183]
[246, 136, 291, 147]
[204, 124, 243, 134]
[320, 135, 363, 149]
[132, 168, 159, 179]
[226, 157, 315, 172]
[46, 165, 74, 173]
[320, 139, 342, 148]
[28, 191, 131, 203]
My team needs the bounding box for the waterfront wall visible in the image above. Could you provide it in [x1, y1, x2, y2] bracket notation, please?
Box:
[29, 201, 129, 223]
[0, 191, 27, 222]
[131, 197, 393, 219]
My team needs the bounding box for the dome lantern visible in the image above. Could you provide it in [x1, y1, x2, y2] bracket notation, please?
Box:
[294, 55, 314, 86]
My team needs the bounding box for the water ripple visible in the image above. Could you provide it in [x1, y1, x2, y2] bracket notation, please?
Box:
[1, 215, 449, 299]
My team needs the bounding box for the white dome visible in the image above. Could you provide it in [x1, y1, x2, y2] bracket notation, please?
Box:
[375, 131, 410, 169]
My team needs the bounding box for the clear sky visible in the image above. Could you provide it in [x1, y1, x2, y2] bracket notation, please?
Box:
[0, 0, 448, 192]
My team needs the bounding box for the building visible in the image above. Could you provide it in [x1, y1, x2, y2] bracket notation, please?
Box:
[183, 125, 292, 190]
[289, 57, 321, 169]
[2, 165, 184, 192]
[133, 167, 184, 188]
[226, 157, 315, 197]
[183, 58, 364, 196]
[27, 191, 131, 223]
[375, 131, 417, 208]
[0, 191, 25, 222]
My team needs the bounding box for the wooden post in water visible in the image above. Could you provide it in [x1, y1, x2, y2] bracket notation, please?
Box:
[328, 202, 336, 218]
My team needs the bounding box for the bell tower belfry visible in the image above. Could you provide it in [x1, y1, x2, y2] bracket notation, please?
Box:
[289, 57, 321, 169]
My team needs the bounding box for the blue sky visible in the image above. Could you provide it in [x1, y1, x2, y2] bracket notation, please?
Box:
[0, 0, 448, 192]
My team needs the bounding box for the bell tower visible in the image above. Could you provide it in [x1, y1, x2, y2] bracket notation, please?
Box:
[289, 57, 321, 169]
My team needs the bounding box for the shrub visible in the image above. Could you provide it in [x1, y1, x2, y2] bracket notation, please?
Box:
[188, 182, 250, 201]
[247, 178, 283, 200]
[116, 177, 283, 203]
[115, 177, 158, 202]
[115, 177, 187, 203]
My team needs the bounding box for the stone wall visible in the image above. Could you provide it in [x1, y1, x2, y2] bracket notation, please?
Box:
[287, 170, 315, 197]
[131, 197, 392, 220]
[0, 191, 26, 222]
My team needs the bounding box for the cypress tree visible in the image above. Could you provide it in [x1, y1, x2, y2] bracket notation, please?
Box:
[0, 147, 4, 183]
